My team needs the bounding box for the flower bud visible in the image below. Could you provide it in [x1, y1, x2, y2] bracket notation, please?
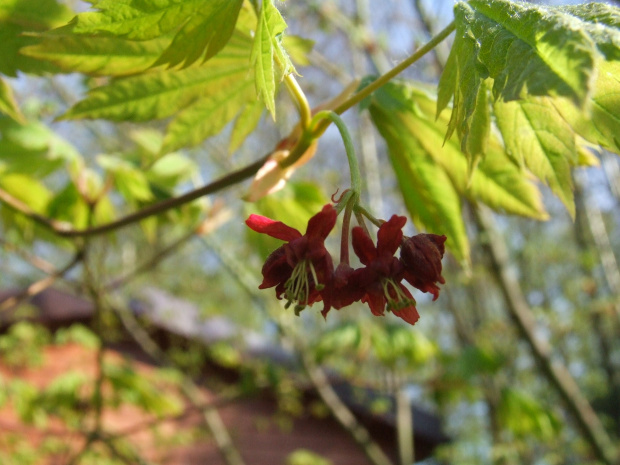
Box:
[400, 234, 447, 300]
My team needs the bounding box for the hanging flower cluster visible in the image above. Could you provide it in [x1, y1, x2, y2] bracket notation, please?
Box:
[245, 202, 446, 325]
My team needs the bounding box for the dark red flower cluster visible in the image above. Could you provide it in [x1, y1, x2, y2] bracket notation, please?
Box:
[245, 204, 446, 325]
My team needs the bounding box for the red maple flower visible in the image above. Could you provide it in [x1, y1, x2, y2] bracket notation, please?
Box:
[400, 234, 447, 300]
[245, 204, 336, 313]
[350, 215, 420, 326]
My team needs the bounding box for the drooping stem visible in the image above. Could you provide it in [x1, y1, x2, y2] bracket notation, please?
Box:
[354, 211, 370, 236]
[280, 21, 455, 169]
[340, 194, 357, 265]
[309, 111, 362, 194]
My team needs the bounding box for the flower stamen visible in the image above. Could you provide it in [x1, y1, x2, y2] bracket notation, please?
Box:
[284, 259, 324, 313]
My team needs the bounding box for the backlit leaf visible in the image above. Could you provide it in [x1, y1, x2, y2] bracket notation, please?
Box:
[153, 0, 244, 68]
[369, 101, 469, 261]
[438, 0, 603, 159]
[535, 4, 620, 154]
[72, 0, 243, 69]
[251, 0, 295, 119]
[559, 3, 620, 61]
[71, 0, 198, 38]
[0, 0, 73, 76]
[229, 97, 263, 153]
[161, 75, 255, 153]
[0, 78, 24, 123]
[21, 30, 170, 76]
[553, 60, 620, 155]
[0, 117, 81, 177]
[60, 32, 256, 152]
[494, 97, 576, 216]
[369, 81, 549, 262]
[61, 40, 251, 122]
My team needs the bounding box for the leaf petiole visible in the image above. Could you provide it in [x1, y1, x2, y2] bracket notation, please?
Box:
[284, 73, 312, 129]
[311, 20, 456, 138]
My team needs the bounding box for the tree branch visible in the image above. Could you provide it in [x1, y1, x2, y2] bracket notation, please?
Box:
[299, 350, 395, 465]
[0, 237, 58, 275]
[0, 252, 82, 313]
[0, 155, 268, 239]
[474, 205, 618, 465]
[107, 392, 244, 440]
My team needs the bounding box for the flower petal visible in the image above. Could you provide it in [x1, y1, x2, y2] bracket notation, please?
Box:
[259, 247, 291, 289]
[351, 226, 377, 266]
[363, 291, 386, 317]
[393, 305, 420, 326]
[246, 214, 301, 242]
[377, 215, 406, 257]
[305, 204, 338, 240]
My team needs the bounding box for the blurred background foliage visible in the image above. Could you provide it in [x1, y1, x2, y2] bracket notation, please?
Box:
[0, 0, 619, 464]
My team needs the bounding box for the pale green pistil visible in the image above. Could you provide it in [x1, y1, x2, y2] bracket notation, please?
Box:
[382, 278, 415, 311]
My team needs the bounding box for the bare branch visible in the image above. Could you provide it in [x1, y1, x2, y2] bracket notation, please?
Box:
[474, 205, 619, 465]
[0, 252, 82, 313]
[0, 237, 58, 275]
[0, 156, 267, 239]
[300, 350, 395, 465]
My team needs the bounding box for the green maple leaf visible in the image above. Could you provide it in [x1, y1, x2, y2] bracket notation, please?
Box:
[0, 116, 81, 177]
[368, 82, 468, 262]
[153, 0, 244, 68]
[60, 32, 258, 153]
[437, 0, 607, 159]
[493, 97, 577, 216]
[0, 78, 24, 123]
[533, 3, 620, 155]
[71, 0, 243, 69]
[229, 98, 264, 152]
[251, 0, 295, 119]
[0, 0, 73, 76]
[553, 60, 620, 156]
[21, 28, 170, 76]
[161, 74, 256, 153]
[368, 81, 549, 263]
[559, 3, 620, 61]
